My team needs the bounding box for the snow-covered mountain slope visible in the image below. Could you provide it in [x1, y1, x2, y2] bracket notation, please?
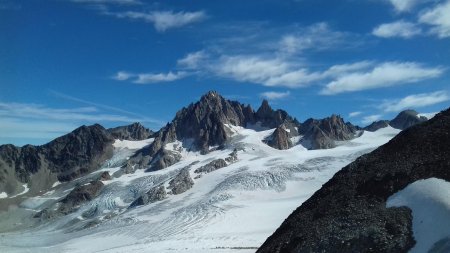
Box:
[0, 126, 400, 253]
[387, 178, 450, 253]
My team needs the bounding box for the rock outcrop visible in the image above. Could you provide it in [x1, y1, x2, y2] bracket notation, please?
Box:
[266, 125, 294, 150]
[129, 185, 167, 208]
[364, 120, 390, 132]
[194, 159, 227, 174]
[168, 168, 194, 195]
[299, 115, 357, 150]
[35, 180, 104, 219]
[257, 107, 450, 253]
[108, 122, 153, 141]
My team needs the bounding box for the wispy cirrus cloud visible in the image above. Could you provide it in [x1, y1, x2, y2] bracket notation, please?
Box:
[320, 62, 444, 95]
[260, 91, 291, 100]
[380, 90, 450, 112]
[386, 0, 421, 12]
[348, 111, 362, 118]
[49, 90, 163, 125]
[0, 96, 164, 145]
[108, 10, 207, 32]
[113, 71, 188, 84]
[372, 20, 422, 38]
[277, 22, 358, 55]
[419, 0, 450, 38]
[72, 0, 206, 32]
[361, 114, 383, 125]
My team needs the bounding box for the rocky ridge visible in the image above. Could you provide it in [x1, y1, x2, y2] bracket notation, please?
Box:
[0, 122, 151, 203]
[257, 107, 450, 253]
[364, 110, 428, 132]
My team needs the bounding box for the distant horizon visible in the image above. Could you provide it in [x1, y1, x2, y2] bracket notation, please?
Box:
[1, 0, 449, 146]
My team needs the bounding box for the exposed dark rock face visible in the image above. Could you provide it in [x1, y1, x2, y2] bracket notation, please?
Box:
[301, 125, 335, 149]
[256, 100, 299, 129]
[59, 181, 104, 214]
[363, 110, 428, 132]
[194, 159, 227, 174]
[172, 91, 254, 152]
[364, 120, 390, 132]
[147, 149, 182, 172]
[99, 171, 112, 181]
[266, 125, 294, 150]
[129, 185, 167, 208]
[35, 180, 104, 219]
[389, 110, 427, 130]
[299, 115, 357, 150]
[257, 108, 450, 253]
[108, 122, 153, 141]
[0, 124, 114, 197]
[128, 91, 260, 171]
[225, 149, 238, 163]
[168, 168, 194, 195]
[42, 124, 114, 182]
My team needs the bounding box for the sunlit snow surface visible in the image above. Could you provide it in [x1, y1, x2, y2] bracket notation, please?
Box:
[387, 178, 450, 253]
[0, 126, 400, 253]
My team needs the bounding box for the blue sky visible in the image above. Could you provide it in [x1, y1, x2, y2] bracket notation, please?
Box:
[1, 0, 449, 146]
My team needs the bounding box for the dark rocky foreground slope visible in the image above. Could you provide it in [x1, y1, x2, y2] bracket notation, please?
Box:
[258, 107, 450, 253]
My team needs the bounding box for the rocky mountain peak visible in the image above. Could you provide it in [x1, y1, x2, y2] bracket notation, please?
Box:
[256, 99, 296, 128]
[256, 99, 272, 116]
[107, 122, 153, 141]
[390, 109, 427, 130]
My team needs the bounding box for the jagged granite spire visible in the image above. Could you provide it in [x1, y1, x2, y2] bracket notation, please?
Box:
[256, 99, 297, 128]
[129, 91, 257, 171]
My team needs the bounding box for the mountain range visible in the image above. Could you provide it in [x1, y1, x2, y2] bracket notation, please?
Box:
[0, 91, 445, 253]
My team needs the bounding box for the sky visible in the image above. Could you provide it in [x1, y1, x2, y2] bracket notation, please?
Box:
[1, 0, 449, 146]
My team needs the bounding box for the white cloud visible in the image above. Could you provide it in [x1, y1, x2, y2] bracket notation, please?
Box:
[49, 90, 162, 124]
[419, 0, 450, 38]
[112, 71, 187, 84]
[321, 62, 444, 95]
[380, 90, 450, 112]
[113, 71, 133, 81]
[260, 91, 291, 100]
[362, 114, 383, 125]
[170, 23, 372, 88]
[387, 0, 420, 12]
[112, 10, 206, 32]
[372, 20, 422, 38]
[348, 111, 362, 118]
[0, 102, 144, 122]
[177, 51, 208, 69]
[278, 22, 352, 55]
[134, 71, 187, 84]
